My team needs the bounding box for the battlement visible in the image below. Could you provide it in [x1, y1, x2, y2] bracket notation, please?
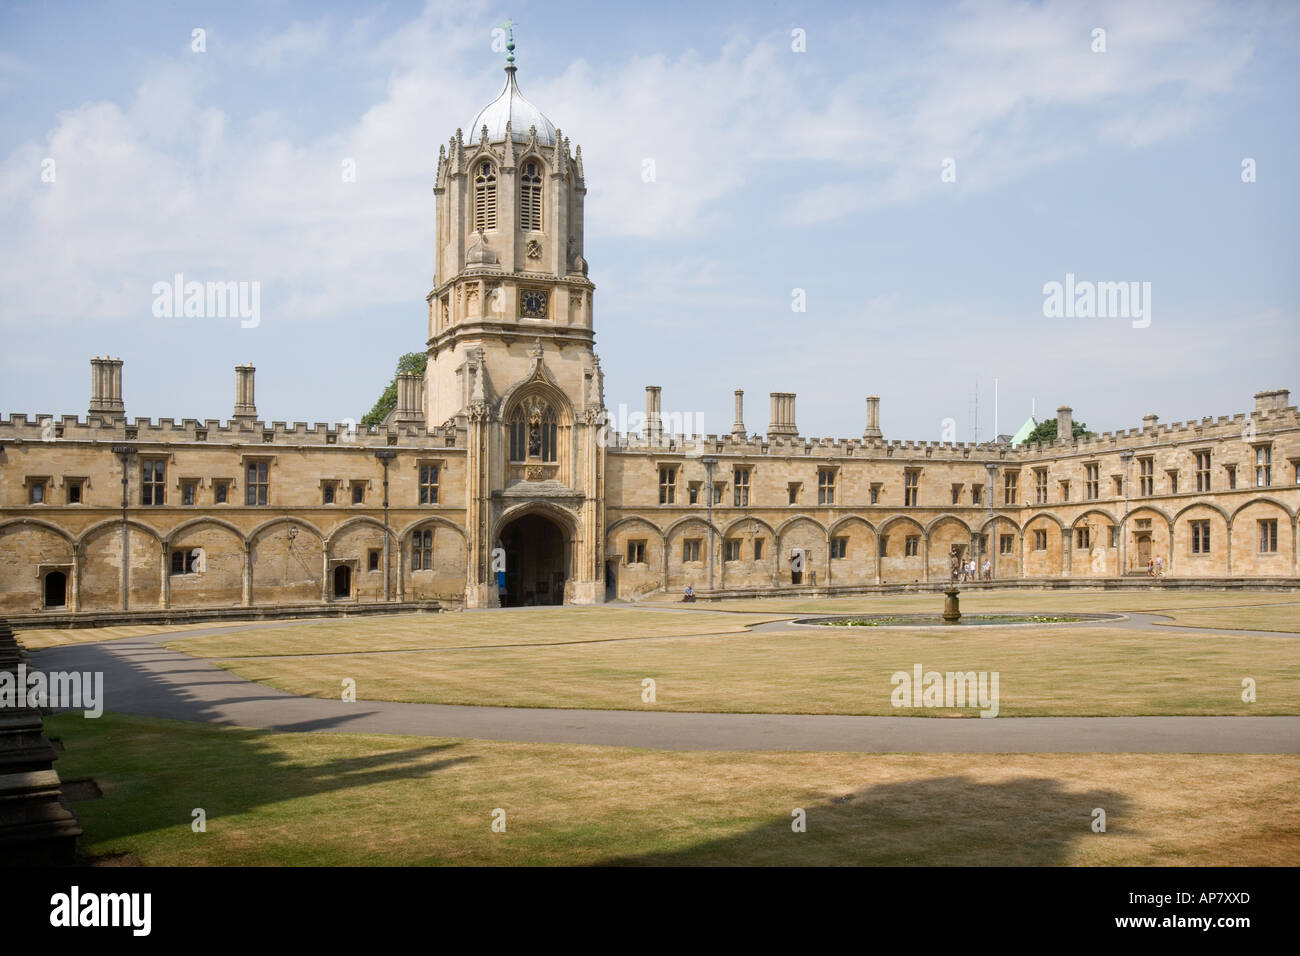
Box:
[0, 413, 466, 450]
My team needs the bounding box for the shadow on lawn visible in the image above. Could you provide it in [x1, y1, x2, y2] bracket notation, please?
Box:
[606, 774, 1133, 866]
[30, 633, 475, 859]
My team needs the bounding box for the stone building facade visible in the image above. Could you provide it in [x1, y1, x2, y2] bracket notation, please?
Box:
[1, 59, 1297, 618]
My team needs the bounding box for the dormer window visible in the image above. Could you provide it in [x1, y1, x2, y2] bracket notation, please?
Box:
[474, 161, 497, 230]
[520, 160, 542, 231]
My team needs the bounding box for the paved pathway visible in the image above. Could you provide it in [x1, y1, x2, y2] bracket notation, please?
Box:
[29, 613, 1300, 753]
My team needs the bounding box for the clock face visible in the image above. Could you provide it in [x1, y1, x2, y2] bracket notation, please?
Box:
[521, 290, 548, 318]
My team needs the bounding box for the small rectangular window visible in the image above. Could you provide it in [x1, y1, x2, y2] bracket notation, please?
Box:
[788, 482, 800, 505]
[141, 460, 166, 506]
[352, 482, 365, 505]
[1000, 534, 1014, 555]
[411, 529, 433, 570]
[904, 470, 919, 507]
[246, 461, 269, 506]
[182, 482, 197, 506]
[419, 464, 439, 504]
[818, 469, 835, 505]
[733, 468, 750, 507]
[659, 467, 676, 505]
[904, 535, 919, 557]
[627, 540, 646, 564]
[368, 549, 381, 572]
[971, 485, 982, 506]
[683, 539, 701, 563]
[753, 538, 764, 560]
[878, 535, 888, 557]
[1033, 529, 1047, 551]
[1259, 519, 1278, 553]
[1191, 519, 1211, 554]
[66, 480, 83, 504]
[213, 481, 229, 504]
[1085, 464, 1100, 500]
[323, 484, 336, 505]
[830, 536, 848, 559]
[870, 486, 880, 505]
[1004, 472, 1018, 505]
[724, 538, 741, 561]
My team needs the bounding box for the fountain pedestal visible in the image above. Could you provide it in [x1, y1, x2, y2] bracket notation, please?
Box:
[943, 588, 961, 624]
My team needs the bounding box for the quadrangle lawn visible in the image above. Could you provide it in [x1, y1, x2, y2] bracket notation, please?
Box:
[47, 713, 1300, 867]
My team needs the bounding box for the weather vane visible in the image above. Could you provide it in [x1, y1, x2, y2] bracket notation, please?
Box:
[500, 19, 517, 64]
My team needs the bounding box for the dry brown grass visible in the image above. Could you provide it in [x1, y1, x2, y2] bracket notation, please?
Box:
[53, 713, 1300, 866]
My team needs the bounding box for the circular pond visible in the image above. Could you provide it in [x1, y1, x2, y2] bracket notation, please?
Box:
[792, 612, 1126, 628]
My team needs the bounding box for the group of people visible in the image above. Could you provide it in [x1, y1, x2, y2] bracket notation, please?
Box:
[951, 554, 992, 582]
[1146, 556, 1165, 577]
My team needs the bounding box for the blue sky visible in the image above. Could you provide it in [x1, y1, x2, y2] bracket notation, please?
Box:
[1, 0, 1297, 441]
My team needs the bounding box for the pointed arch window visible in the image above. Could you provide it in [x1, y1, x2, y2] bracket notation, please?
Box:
[474, 161, 497, 230]
[519, 160, 542, 231]
[509, 399, 558, 463]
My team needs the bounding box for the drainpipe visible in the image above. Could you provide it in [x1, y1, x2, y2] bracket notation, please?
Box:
[1119, 449, 1133, 576]
[376, 449, 397, 602]
[702, 456, 717, 592]
[111, 444, 137, 611]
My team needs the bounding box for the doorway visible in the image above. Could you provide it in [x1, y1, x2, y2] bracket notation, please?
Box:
[333, 564, 352, 599]
[43, 570, 67, 608]
[498, 512, 569, 606]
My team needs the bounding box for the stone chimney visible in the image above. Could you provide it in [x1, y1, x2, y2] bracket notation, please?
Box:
[1254, 388, 1291, 414]
[88, 357, 124, 419]
[864, 395, 883, 439]
[731, 389, 746, 440]
[1056, 405, 1073, 441]
[1142, 413, 1159, 430]
[768, 392, 797, 437]
[394, 372, 425, 425]
[233, 364, 257, 421]
[645, 386, 662, 441]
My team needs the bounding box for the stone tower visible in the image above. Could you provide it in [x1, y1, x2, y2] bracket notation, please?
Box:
[426, 35, 605, 607]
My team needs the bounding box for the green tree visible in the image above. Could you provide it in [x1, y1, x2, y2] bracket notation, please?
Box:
[361, 352, 428, 428]
[1023, 418, 1092, 445]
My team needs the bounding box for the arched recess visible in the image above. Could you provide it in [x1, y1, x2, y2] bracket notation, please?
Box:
[1068, 508, 1119, 577]
[78, 518, 164, 611]
[166, 518, 246, 609]
[715, 515, 773, 590]
[0, 519, 74, 614]
[776, 515, 828, 587]
[876, 514, 925, 585]
[604, 515, 665, 600]
[827, 515, 876, 586]
[328, 516, 390, 603]
[402, 516, 470, 603]
[978, 514, 1021, 580]
[1227, 498, 1293, 577]
[1123, 505, 1173, 575]
[498, 354, 577, 486]
[665, 516, 716, 591]
[249, 518, 325, 606]
[1021, 512, 1064, 577]
[926, 514, 973, 582]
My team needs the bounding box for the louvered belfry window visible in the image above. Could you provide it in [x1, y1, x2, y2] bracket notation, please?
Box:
[519, 161, 542, 231]
[474, 161, 497, 230]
